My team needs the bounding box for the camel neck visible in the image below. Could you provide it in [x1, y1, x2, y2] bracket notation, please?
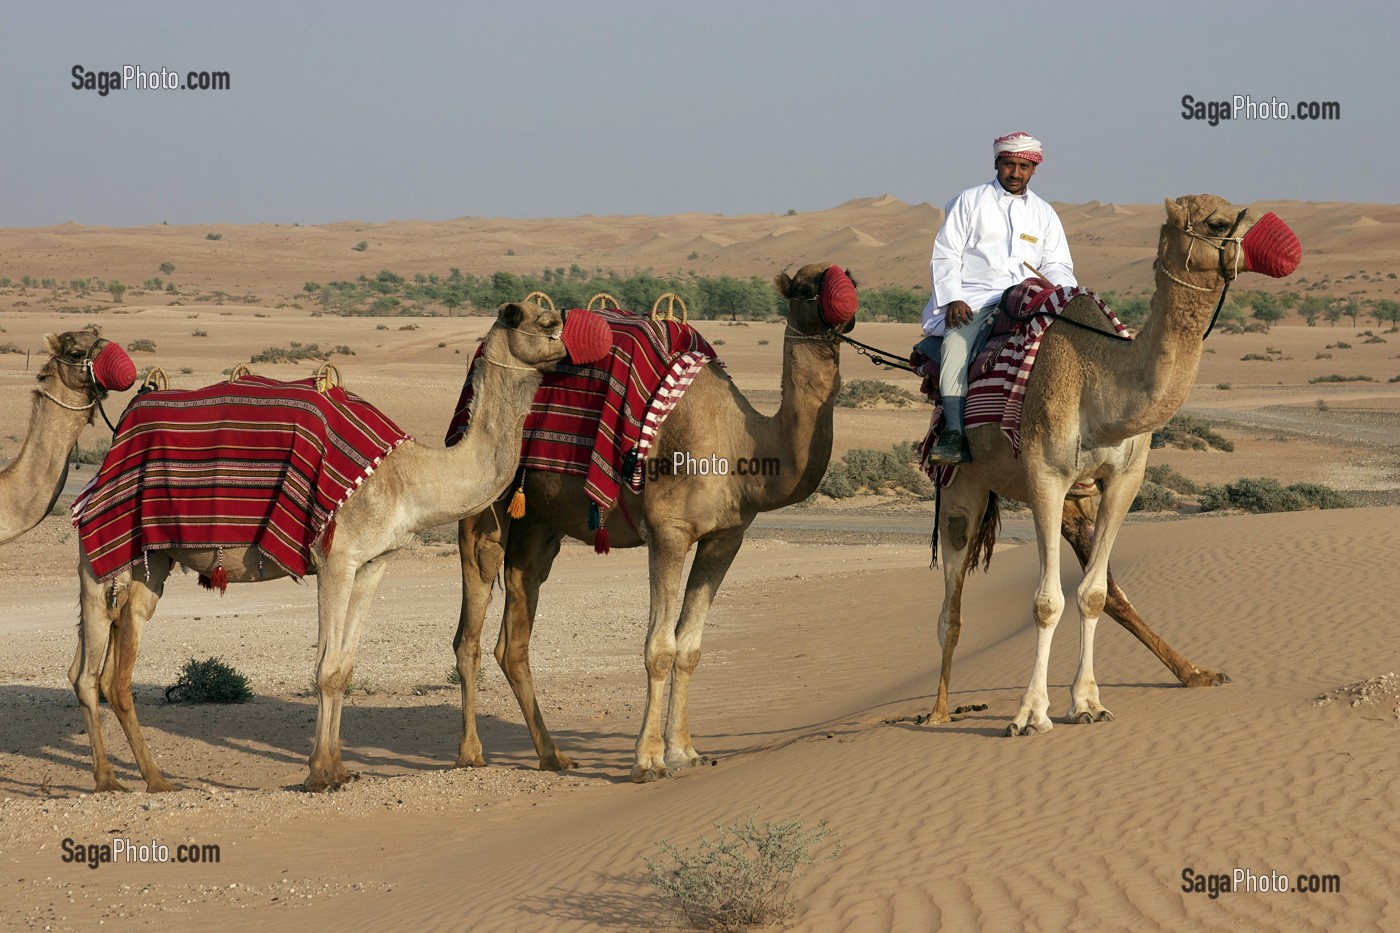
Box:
[0, 388, 88, 539]
[743, 331, 841, 509]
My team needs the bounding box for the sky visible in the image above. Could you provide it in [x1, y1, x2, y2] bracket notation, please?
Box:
[2, 0, 1396, 228]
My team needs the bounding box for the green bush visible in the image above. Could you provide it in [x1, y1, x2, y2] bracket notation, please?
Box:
[159, 262, 175, 275]
[1143, 463, 1200, 494]
[1198, 477, 1353, 513]
[1130, 481, 1178, 512]
[250, 342, 354, 364]
[820, 443, 931, 499]
[126, 338, 156, 352]
[205, 232, 222, 241]
[1160, 414, 1234, 452]
[1308, 374, 1374, 383]
[836, 379, 920, 408]
[164, 657, 253, 704]
[645, 812, 840, 932]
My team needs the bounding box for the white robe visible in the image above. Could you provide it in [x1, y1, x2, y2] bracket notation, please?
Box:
[920, 179, 1076, 336]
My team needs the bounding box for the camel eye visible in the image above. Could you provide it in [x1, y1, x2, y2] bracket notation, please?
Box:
[1207, 219, 1229, 234]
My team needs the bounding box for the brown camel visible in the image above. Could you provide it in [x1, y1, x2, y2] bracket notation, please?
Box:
[0, 327, 128, 545]
[454, 262, 855, 782]
[928, 195, 1300, 735]
[71, 302, 603, 792]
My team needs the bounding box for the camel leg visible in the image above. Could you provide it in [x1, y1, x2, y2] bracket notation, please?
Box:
[494, 516, 573, 770]
[1010, 480, 1073, 737]
[71, 551, 177, 793]
[72, 556, 130, 792]
[662, 528, 745, 771]
[306, 558, 358, 793]
[453, 509, 504, 769]
[927, 481, 989, 725]
[1064, 465, 1145, 725]
[1061, 497, 1229, 687]
[316, 557, 391, 789]
[633, 530, 691, 783]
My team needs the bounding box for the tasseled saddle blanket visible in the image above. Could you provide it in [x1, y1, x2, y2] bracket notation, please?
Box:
[74, 374, 410, 585]
[444, 307, 716, 551]
[916, 283, 1131, 480]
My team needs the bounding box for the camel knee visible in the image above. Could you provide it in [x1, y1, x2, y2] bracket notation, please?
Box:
[674, 649, 700, 676]
[946, 514, 970, 552]
[1033, 593, 1064, 629]
[1079, 588, 1106, 619]
[646, 649, 675, 680]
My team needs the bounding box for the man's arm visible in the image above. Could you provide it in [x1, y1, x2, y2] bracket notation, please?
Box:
[930, 192, 972, 310]
[1037, 206, 1077, 288]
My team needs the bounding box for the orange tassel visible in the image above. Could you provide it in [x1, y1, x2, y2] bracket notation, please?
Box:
[508, 487, 526, 519]
[593, 527, 610, 555]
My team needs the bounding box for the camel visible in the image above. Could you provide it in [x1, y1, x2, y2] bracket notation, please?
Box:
[71, 301, 609, 793]
[928, 194, 1300, 736]
[0, 327, 132, 545]
[454, 262, 856, 782]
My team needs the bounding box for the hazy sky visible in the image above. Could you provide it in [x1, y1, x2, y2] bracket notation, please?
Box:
[3, 1, 1395, 227]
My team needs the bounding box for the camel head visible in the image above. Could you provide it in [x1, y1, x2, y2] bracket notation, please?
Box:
[486, 301, 612, 372]
[1159, 195, 1301, 286]
[37, 326, 135, 407]
[773, 262, 859, 337]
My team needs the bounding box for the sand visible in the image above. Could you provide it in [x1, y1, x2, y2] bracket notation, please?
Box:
[0, 199, 1397, 930]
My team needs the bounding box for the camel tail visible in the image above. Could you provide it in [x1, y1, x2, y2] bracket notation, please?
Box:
[968, 492, 1000, 572]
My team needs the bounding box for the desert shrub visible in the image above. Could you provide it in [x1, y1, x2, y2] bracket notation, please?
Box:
[205, 232, 222, 241]
[1144, 463, 1200, 494]
[1315, 352, 1332, 360]
[1308, 374, 1373, 383]
[164, 657, 253, 704]
[353, 240, 369, 252]
[74, 438, 112, 464]
[0, 343, 22, 354]
[1130, 481, 1178, 512]
[1325, 341, 1351, 349]
[1216, 382, 1232, 390]
[836, 379, 920, 408]
[126, 338, 156, 352]
[1364, 335, 1387, 344]
[160, 261, 175, 275]
[108, 282, 127, 303]
[249, 342, 354, 364]
[1240, 353, 1273, 362]
[1198, 477, 1353, 513]
[192, 329, 208, 337]
[645, 812, 840, 932]
[820, 443, 931, 499]
[1159, 414, 1234, 452]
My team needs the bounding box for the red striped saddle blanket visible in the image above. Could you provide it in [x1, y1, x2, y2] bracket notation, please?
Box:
[74, 374, 410, 581]
[916, 284, 1131, 478]
[444, 307, 716, 521]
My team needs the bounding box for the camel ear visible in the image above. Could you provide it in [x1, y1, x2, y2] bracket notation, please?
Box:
[1164, 197, 1188, 227]
[773, 272, 793, 299]
[497, 302, 525, 329]
[43, 333, 62, 356]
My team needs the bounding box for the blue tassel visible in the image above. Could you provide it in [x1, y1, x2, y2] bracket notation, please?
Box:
[587, 501, 600, 531]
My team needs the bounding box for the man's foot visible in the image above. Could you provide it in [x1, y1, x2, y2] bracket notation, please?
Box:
[927, 430, 970, 464]
[1150, 432, 1166, 449]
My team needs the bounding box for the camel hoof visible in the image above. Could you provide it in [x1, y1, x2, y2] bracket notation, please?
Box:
[1074, 711, 1094, 725]
[1005, 723, 1023, 737]
[303, 770, 360, 793]
[146, 779, 179, 794]
[1096, 709, 1115, 722]
[630, 764, 670, 783]
[94, 778, 131, 794]
[921, 709, 952, 726]
[1183, 669, 1231, 687]
[541, 752, 576, 771]
[452, 755, 487, 770]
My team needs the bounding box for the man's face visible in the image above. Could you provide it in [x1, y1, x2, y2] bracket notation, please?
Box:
[996, 156, 1037, 195]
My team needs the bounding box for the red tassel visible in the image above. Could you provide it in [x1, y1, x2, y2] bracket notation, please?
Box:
[321, 519, 336, 555]
[199, 566, 229, 595]
[593, 527, 610, 555]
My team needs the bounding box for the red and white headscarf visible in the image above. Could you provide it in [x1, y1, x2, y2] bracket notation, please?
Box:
[993, 131, 1043, 165]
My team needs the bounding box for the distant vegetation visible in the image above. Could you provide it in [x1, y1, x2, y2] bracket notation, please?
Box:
[303, 266, 932, 322]
[836, 379, 921, 408]
[820, 442, 931, 499]
[1199, 478, 1353, 513]
[1159, 413, 1234, 452]
[249, 342, 355, 364]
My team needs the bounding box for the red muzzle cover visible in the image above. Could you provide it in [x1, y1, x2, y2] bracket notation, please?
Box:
[819, 265, 858, 325]
[1241, 212, 1301, 278]
[560, 308, 613, 365]
[91, 342, 136, 391]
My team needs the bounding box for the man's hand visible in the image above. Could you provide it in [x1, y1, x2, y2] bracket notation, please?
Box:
[946, 300, 974, 328]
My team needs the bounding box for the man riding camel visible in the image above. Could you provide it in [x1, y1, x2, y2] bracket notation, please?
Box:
[921, 131, 1076, 464]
